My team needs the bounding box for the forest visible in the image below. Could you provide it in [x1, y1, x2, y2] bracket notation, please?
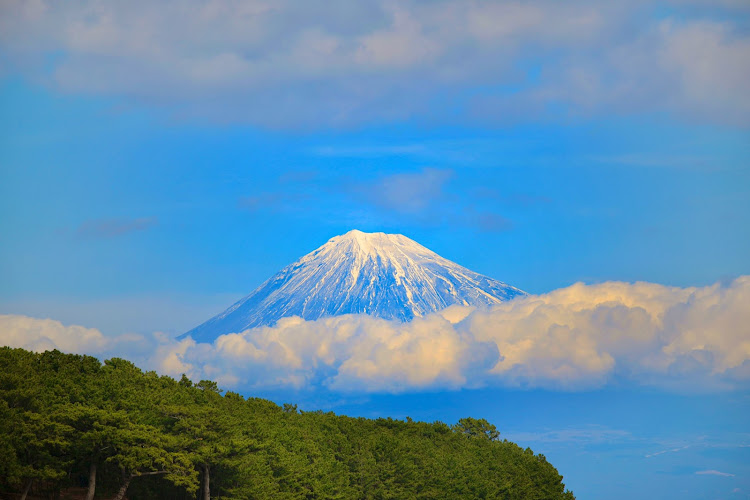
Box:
[0, 347, 575, 499]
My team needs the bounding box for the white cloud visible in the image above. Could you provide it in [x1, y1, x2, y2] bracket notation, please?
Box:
[695, 469, 735, 477]
[0, 314, 145, 357]
[354, 6, 439, 68]
[658, 20, 750, 125]
[0, 0, 747, 127]
[478, 17, 750, 126]
[1, 276, 749, 393]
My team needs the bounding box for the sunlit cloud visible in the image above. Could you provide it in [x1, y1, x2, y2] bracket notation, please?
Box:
[2, 276, 749, 393]
[0, 314, 144, 356]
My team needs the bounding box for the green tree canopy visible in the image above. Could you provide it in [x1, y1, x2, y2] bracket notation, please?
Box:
[0, 347, 575, 500]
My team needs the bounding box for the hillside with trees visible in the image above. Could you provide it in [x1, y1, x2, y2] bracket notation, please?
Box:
[0, 347, 575, 499]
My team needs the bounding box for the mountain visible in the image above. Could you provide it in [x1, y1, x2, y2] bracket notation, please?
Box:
[182, 230, 525, 342]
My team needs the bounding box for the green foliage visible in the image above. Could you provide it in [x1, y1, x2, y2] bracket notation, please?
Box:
[196, 379, 221, 393]
[453, 417, 501, 441]
[0, 347, 575, 499]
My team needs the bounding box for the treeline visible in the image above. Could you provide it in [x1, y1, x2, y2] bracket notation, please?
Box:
[0, 347, 574, 499]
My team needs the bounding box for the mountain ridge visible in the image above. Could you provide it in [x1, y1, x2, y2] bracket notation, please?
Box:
[182, 230, 525, 342]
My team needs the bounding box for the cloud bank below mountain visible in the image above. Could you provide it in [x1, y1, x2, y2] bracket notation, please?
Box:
[2, 276, 748, 393]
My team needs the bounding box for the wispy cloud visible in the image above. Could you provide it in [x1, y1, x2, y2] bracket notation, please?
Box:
[506, 426, 632, 444]
[2, 276, 749, 393]
[695, 470, 735, 477]
[75, 217, 158, 238]
[645, 445, 690, 458]
[350, 168, 453, 216]
[473, 187, 552, 206]
[587, 154, 719, 171]
[473, 212, 513, 232]
[238, 192, 311, 213]
[246, 168, 519, 232]
[312, 144, 428, 158]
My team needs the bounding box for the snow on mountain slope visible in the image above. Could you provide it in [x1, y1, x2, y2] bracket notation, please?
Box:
[181, 230, 525, 343]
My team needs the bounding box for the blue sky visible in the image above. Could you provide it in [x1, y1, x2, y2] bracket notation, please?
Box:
[1, 1, 750, 499]
[2, 80, 748, 335]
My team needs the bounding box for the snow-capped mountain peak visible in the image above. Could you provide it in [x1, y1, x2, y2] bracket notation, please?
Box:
[181, 230, 525, 343]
